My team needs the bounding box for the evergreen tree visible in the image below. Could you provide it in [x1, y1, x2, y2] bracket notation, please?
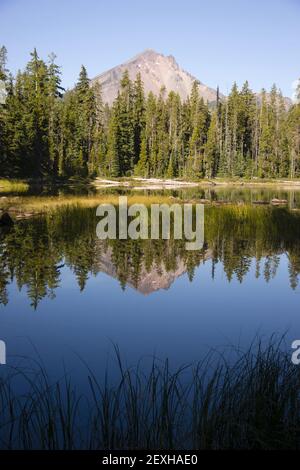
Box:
[288, 97, 300, 178]
[106, 96, 121, 177]
[204, 112, 219, 177]
[143, 92, 158, 176]
[133, 72, 145, 166]
[167, 91, 182, 177]
[238, 81, 256, 176]
[90, 81, 106, 175]
[47, 53, 64, 175]
[4, 72, 28, 176]
[0, 46, 8, 174]
[258, 89, 273, 178]
[75, 65, 96, 175]
[118, 70, 135, 174]
[277, 91, 290, 177]
[0, 46, 299, 183]
[23, 49, 51, 176]
[187, 82, 209, 178]
[134, 132, 149, 177]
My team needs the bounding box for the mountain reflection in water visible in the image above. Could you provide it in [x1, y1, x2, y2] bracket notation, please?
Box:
[0, 204, 299, 308]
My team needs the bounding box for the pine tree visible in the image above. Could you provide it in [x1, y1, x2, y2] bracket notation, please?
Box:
[167, 91, 181, 177]
[258, 89, 273, 178]
[204, 112, 219, 177]
[118, 70, 135, 174]
[47, 53, 64, 175]
[166, 154, 174, 178]
[187, 82, 209, 178]
[133, 72, 145, 166]
[154, 86, 169, 177]
[144, 92, 158, 176]
[277, 91, 290, 177]
[225, 82, 239, 176]
[268, 84, 279, 177]
[288, 97, 300, 178]
[23, 49, 50, 176]
[239, 81, 256, 176]
[75, 65, 95, 175]
[0, 46, 8, 175]
[4, 72, 28, 176]
[106, 97, 121, 177]
[60, 65, 97, 177]
[90, 81, 106, 175]
[134, 133, 148, 177]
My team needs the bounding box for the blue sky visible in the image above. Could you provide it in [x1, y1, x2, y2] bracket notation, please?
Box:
[1, 0, 299, 97]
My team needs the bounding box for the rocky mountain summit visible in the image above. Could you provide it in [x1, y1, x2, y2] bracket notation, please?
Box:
[94, 245, 213, 295]
[91, 49, 220, 105]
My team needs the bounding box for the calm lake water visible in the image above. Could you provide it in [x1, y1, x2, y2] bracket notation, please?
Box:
[1, 187, 300, 388]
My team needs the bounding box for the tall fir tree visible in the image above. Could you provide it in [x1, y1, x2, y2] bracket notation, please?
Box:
[133, 72, 145, 166]
[0, 46, 8, 175]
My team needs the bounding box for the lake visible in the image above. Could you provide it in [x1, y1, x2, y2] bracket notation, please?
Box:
[1, 186, 300, 448]
[0, 187, 300, 449]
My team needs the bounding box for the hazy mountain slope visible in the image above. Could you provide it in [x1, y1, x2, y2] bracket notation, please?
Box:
[91, 49, 220, 105]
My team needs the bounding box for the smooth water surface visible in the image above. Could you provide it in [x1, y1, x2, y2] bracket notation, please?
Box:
[0, 188, 300, 387]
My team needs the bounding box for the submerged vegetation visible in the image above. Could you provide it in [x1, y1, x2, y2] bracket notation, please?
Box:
[0, 46, 299, 181]
[0, 338, 300, 449]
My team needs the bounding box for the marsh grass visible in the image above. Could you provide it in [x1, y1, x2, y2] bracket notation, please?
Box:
[0, 179, 29, 193]
[1, 192, 297, 217]
[0, 194, 176, 215]
[1, 337, 300, 450]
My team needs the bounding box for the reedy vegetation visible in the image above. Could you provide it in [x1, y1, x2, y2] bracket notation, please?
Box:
[0, 47, 300, 180]
[1, 339, 300, 449]
[0, 178, 28, 192]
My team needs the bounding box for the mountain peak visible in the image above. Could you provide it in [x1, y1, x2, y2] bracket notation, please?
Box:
[125, 49, 165, 64]
[126, 49, 180, 69]
[139, 48, 160, 56]
[91, 50, 219, 105]
[134, 49, 167, 58]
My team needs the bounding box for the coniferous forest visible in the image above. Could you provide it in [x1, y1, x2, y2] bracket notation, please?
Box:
[0, 46, 300, 181]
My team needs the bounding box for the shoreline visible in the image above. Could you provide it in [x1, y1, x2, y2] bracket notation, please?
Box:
[0, 194, 299, 222]
[1, 177, 300, 220]
[2, 177, 300, 193]
[93, 177, 300, 190]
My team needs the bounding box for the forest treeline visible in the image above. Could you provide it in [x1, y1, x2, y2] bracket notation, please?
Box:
[0, 47, 299, 180]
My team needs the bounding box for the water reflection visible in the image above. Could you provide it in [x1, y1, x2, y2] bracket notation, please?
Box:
[2, 184, 300, 206]
[0, 204, 300, 308]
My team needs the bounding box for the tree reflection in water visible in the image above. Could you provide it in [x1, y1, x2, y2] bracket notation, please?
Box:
[0, 205, 299, 308]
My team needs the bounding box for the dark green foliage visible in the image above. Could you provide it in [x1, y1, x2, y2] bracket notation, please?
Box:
[0, 46, 299, 180]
